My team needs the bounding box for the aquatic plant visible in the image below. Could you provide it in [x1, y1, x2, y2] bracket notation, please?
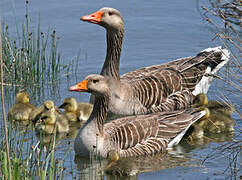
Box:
[201, 0, 241, 178]
[0, 0, 81, 179]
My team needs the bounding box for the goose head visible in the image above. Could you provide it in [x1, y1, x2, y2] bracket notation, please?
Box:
[80, 7, 124, 32]
[16, 92, 30, 103]
[69, 74, 109, 97]
[59, 97, 78, 112]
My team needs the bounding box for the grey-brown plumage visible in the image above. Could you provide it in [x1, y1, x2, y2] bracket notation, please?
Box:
[69, 74, 207, 158]
[8, 92, 36, 121]
[81, 7, 230, 116]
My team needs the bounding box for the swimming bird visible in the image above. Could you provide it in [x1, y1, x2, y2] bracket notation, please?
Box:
[8, 92, 36, 121]
[29, 100, 57, 122]
[80, 7, 230, 116]
[59, 97, 93, 122]
[191, 93, 235, 133]
[36, 108, 69, 134]
[69, 74, 208, 158]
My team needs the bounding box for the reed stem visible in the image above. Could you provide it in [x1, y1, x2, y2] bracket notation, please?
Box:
[0, 19, 12, 180]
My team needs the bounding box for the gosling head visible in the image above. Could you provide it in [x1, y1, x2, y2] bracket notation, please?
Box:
[107, 150, 119, 162]
[59, 98, 78, 112]
[16, 92, 30, 103]
[192, 93, 208, 107]
[44, 100, 55, 111]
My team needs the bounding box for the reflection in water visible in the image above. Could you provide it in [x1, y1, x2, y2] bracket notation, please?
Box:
[74, 145, 199, 179]
[35, 121, 84, 146]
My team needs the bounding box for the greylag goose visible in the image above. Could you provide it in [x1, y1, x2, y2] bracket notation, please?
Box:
[80, 7, 230, 116]
[59, 97, 93, 122]
[8, 92, 36, 121]
[69, 74, 208, 157]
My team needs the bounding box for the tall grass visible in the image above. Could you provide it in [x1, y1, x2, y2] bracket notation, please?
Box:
[0, 1, 80, 179]
[1, 2, 61, 86]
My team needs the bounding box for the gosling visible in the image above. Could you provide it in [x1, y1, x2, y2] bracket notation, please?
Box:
[59, 98, 93, 122]
[30, 100, 58, 122]
[192, 93, 235, 133]
[8, 92, 36, 121]
[36, 109, 69, 134]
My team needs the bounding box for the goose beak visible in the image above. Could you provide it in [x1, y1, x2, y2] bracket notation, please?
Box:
[80, 10, 103, 24]
[69, 80, 88, 92]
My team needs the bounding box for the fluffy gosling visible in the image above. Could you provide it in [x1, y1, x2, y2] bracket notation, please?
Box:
[59, 97, 93, 122]
[8, 92, 36, 121]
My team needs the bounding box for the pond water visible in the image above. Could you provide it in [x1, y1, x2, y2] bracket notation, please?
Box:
[0, 0, 241, 179]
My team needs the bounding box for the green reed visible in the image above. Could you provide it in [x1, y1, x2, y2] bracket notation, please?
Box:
[0, 0, 78, 88]
[0, 1, 81, 179]
[0, 121, 75, 179]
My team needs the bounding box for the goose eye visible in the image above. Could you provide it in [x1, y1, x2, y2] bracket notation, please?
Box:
[108, 12, 113, 16]
[93, 79, 99, 84]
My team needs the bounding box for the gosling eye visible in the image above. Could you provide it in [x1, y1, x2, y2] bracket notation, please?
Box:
[108, 11, 113, 16]
[93, 79, 99, 84]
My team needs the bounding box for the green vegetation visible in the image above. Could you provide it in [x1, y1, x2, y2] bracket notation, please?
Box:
[0, 123, 74, 179]
[201, 0, 241, 178]
[0, 1, 80, 179]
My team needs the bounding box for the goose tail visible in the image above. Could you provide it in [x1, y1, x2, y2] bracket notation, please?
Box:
[192, 46, 230, 96]
[167, 109, 207, 148]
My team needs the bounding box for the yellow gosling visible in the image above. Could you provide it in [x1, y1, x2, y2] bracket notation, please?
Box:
[192, 93, 208, 107]
[8, 92, 36, 121]
[59, 98, 93, 122]
[37, 109, 69, 134]
[107, 150, 119, 162]
[192, 94, 235, 133]
[29, 100, 56, 122]
[105, 150, 120, 170]
[78, 102, 93, 121]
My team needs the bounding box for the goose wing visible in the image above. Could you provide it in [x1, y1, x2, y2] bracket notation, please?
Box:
[104, 109, 205, 157]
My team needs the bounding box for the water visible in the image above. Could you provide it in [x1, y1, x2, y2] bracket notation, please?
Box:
[0, 0, 241, 179]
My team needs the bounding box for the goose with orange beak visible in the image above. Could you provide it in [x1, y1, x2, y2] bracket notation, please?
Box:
[69, 74, 208, 158]
[78, 7, 230, 117]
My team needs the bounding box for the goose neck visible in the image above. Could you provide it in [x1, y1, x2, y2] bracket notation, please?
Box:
[101, 29, 124, 80]
[87, 94, 110, 135]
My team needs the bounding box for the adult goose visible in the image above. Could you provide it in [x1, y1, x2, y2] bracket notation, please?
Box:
[80, 7, 230, 116]
[69, 74, 208, 158]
